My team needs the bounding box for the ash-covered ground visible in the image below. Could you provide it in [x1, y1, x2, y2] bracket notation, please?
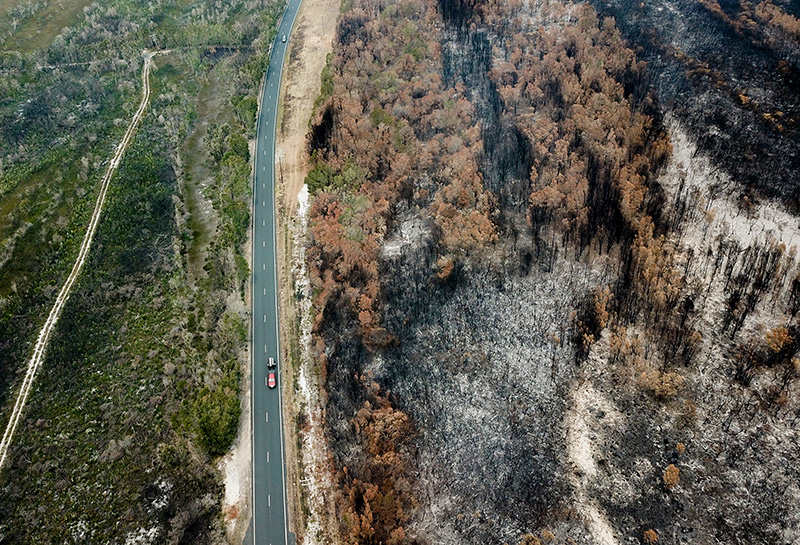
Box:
[306, 1, 800, 544]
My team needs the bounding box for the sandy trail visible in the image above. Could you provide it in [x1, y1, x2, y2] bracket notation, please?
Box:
[0, 50, 164, 472]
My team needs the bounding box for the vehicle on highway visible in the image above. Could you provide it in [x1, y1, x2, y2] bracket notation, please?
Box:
[282, 34, 287, 43]
[268, 357, 276, 369]
[268, 372, 276, 389]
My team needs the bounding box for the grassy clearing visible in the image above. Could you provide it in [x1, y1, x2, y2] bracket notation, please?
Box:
[1, 0, 95, 53]
[179, 58, 239, 284]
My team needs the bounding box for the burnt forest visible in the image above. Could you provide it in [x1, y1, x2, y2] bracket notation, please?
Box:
[300, 0, 800, 543]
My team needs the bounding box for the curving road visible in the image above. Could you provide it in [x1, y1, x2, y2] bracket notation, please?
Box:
[250, 2, 302, 544]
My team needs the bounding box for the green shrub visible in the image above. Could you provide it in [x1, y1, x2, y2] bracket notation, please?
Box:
[195, 385, 241, 457]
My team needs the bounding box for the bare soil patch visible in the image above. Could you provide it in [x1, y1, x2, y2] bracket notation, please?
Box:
[276, 0, 339, 215]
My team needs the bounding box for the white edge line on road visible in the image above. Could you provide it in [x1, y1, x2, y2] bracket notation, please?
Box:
[250, 2, 303, 543]
[275, 6, 302, 544]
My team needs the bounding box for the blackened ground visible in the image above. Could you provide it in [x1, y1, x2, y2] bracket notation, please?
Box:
[373, 212, 609, 542]
[589, 0, 800, 204]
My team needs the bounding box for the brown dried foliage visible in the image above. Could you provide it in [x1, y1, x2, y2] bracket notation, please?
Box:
[662, 464, 680, 489]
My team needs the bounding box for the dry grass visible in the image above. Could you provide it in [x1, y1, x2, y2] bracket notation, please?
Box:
[2, 0, 94, 53]
[276, 0, 340, 215]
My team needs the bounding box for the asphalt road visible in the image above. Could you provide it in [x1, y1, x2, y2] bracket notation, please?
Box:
[251, 1, 303, 543]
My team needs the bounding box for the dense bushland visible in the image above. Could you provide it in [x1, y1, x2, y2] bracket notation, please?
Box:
[0, 0, 283, 541]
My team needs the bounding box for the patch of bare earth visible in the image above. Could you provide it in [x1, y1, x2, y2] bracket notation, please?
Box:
[275, 0, 339, 215]
[273, 0, 341, 542]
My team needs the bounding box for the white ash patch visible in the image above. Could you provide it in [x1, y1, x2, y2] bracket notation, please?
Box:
[69, 519, 92, 543]
[565, 378, 624, 545]
[660, 118, 800, 341]
[294, 183, 339, 545]
[662, 118, 800, 252]
[123, 526, 159, 545]
[381, 215, 433, 259]
[151, 478, 173, 511]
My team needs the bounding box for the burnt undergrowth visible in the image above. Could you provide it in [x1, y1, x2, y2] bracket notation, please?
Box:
[307, 0, 800, 543]
[588, 0, 800, 204]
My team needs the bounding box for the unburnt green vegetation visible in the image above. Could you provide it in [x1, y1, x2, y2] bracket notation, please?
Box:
[0, 0, 284, 541]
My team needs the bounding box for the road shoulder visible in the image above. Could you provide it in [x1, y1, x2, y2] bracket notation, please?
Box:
[274, 0, 341, 542]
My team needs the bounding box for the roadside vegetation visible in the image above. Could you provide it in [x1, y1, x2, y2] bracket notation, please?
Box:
[0, 0, 284, 541]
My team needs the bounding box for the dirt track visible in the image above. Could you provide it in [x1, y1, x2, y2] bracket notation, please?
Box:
[0, 50, 163, 472]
